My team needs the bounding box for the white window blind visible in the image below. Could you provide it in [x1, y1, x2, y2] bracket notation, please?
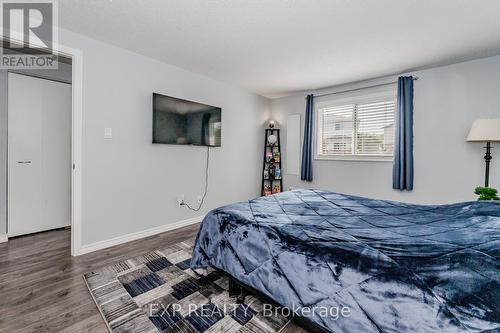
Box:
[317, 99, 395, 158]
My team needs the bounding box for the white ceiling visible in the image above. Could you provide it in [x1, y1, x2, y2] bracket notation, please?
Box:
[59, 0, 500, 98]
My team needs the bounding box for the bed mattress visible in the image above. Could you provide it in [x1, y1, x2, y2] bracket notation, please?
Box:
[191, 189, 500, 332]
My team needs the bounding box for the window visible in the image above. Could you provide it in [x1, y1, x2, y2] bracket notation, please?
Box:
[316, 96, 395, 160]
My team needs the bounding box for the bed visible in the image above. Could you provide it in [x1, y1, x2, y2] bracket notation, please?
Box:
[191, 189, 500, 332]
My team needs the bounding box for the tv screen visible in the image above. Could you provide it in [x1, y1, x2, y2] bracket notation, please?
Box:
[152, 93, 221, 146]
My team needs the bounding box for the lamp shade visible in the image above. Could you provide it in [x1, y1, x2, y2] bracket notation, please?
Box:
[466, 118, 500, 142]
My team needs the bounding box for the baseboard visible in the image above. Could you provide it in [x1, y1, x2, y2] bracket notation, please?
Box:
[0, 234, 8, 243]
[74, 215, 203, 256]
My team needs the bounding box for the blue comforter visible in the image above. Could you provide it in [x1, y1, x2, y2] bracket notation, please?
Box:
[191, 189, 500, 332]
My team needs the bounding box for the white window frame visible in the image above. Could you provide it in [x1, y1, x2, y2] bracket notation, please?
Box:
[314, 89, 397, 162]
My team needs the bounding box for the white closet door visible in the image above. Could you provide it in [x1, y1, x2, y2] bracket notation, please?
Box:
[8, 73, 71, 237]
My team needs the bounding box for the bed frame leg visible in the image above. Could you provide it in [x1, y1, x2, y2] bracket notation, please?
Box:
[228, 278, 247, 304]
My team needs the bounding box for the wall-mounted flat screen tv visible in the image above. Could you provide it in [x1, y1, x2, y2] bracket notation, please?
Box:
[152, 93, 221, 146]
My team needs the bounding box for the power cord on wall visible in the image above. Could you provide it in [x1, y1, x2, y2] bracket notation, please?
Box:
[181, 146, 210, 211]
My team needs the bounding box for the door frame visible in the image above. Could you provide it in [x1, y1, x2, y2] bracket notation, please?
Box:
[3, 37, 83, 256]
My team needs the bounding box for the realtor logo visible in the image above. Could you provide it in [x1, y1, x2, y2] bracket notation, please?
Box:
[1, 0, 58, 69]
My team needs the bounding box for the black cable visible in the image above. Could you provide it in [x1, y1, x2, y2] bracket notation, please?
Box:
[183, 146, 210, 211]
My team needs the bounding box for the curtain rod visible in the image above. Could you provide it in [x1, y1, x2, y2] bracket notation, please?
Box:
[307, 76, 418, 99]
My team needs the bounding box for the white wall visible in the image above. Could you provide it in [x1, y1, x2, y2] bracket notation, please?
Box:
[0, 29, 270, 244]
[272, 55, 500, 204]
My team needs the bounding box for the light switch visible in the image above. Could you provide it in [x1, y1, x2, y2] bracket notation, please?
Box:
[104, 127, 112, 139]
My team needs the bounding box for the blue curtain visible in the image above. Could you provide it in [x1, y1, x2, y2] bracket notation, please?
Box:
[301, 94, 314, 181]
[393, 76, 414, 190]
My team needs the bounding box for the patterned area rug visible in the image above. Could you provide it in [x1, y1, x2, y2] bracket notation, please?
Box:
[84, 240, 301, 333]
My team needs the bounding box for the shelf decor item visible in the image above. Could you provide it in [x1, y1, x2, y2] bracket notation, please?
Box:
[263, 184, 272, 196]
[267, 134, 277, 145]
[261, 126, 283, 196]
[467, 118, 500, 187]
[266, 151, 273, 162]
[268, 162, 276, 179]
[273, 151, 280, 163]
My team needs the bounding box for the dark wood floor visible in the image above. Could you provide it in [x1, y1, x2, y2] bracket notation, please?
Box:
[0, 225, 200, 332]
[0, 226, 309, 333]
